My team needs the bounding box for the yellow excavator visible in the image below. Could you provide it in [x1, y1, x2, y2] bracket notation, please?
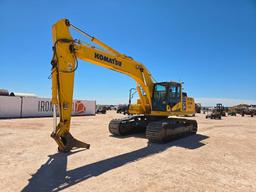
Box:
[50, 19, 197, 152]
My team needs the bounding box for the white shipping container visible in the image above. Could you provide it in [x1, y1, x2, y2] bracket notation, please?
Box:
[0, 96, 22, 118]
[71, 100, 96, 116]
[22, 97, 53, 117]
[22, 97, 96, 117]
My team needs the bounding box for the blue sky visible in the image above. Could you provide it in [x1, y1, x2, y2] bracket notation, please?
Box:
[1, 0, 256, 106]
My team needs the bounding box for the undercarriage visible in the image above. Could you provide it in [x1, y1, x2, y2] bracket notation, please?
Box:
[109, 115, 197, 143]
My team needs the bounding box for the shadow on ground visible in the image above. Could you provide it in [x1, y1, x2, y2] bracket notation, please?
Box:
[22, 134, 208, 192]
[109, 132, 146, 139]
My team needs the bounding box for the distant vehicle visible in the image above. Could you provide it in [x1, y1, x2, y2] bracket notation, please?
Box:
[106, 105, 117, 110]
[227, 109, 237, 116]
[215, 103, 226, 116]
[110, 105, 117, 110]
[0, 89, 9, 96]
[195, 103, 201, 113]
[96, 106, 107, 114]
[241, 105, 256, 117]
[117, 104, 128, 115]
[206, 109, 222, 120]
[228, 104, 256, 117]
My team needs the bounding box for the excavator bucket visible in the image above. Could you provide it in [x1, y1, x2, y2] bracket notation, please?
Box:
[51, 132, 90, 153]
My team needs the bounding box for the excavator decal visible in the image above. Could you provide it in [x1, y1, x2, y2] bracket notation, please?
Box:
[94, 53, 122, 66]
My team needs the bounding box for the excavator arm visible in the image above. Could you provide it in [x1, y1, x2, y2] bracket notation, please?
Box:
[50, 19, 155, 152]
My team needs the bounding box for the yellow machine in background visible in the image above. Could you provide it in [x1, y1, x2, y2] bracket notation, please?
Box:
[50, 19, 197, 152]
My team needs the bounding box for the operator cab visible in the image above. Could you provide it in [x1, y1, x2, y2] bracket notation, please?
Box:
[152, 82, 182, 111]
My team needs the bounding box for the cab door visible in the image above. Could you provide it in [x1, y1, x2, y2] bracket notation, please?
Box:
[167, 83, 182, 111]
[152, 83, 168, 111]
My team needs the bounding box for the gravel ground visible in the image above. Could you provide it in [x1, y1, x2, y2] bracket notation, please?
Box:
[0, 111, 255, 192]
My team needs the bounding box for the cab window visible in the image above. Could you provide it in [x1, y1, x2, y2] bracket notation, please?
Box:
[152, 84, 167, 111]
[168, 84, 181, 107]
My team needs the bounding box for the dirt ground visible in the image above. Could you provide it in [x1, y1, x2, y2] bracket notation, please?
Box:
[0, 111, 255, 192]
